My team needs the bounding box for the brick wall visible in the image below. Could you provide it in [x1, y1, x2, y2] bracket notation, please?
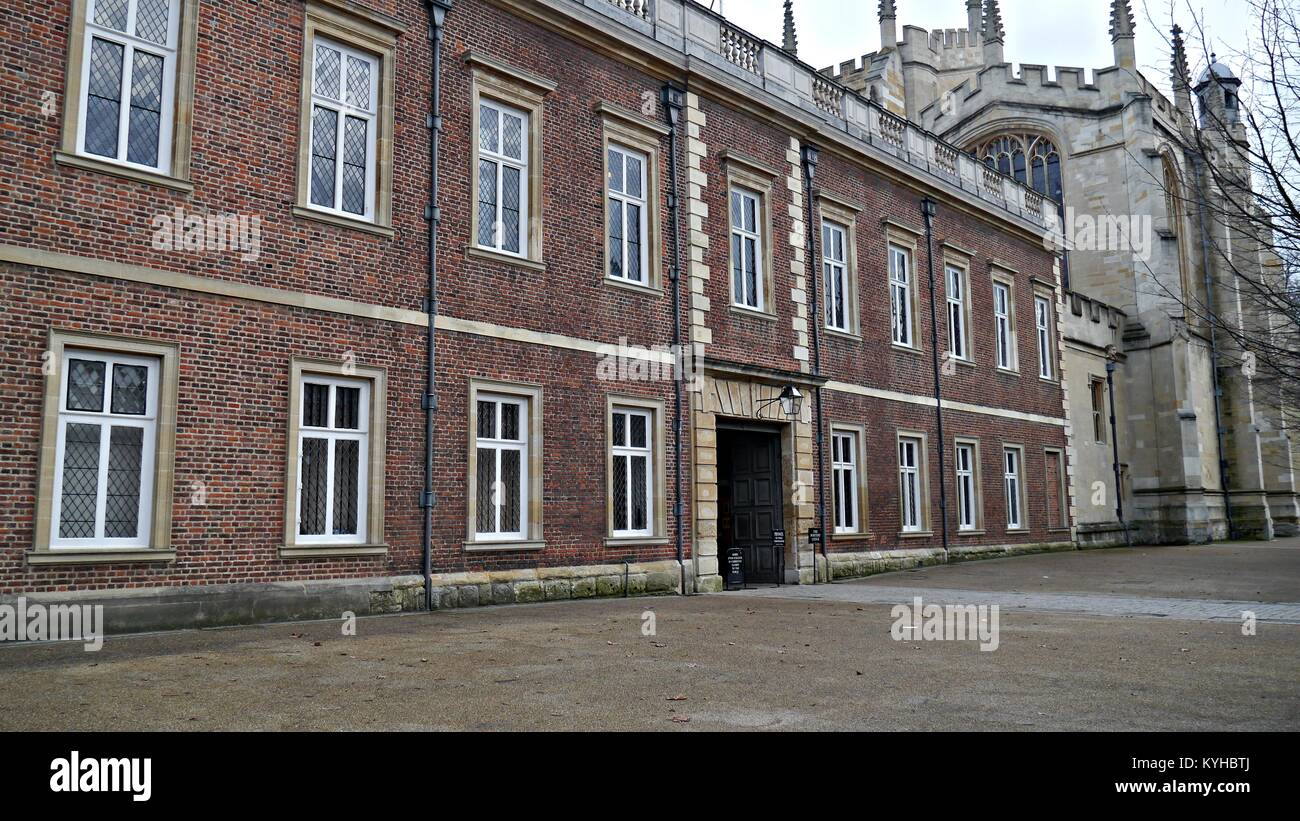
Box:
[0, 0, 1066, 599]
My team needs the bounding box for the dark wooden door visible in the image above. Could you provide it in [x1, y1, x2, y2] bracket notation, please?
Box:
[722, 430, 782, 584]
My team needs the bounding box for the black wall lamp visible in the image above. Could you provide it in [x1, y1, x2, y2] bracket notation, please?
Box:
[758, 385, 805, 420]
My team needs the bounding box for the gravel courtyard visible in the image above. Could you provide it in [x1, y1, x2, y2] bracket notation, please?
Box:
[1, 540, 1296, 731]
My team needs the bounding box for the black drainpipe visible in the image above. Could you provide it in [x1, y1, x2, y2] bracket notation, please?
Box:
[801, 144, 828, 583]
[1190, 150, 1235, 540]
[421, 0, 452, 610]
[1104, 357, 1131, 546]
[662, 84, 688, 595]
[920, 197, 950, 555]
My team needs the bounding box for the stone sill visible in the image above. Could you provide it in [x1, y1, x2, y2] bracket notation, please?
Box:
[279, 543, 388, 559]
[729, 304, 778, 322]
[292, 206, 394, 238]
[604, 536, 671, 548]
[54, 151, 193, 193]
[603, 276, 664, 297]
[464, 245, 547, 273]
[27, 549, 176, 566]
[463, 539, 547, 553]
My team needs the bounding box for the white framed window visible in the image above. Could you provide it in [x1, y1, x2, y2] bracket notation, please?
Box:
[476, 98, 530, 256]
[890, 245, 913, 347]
[730, 186, 764, 309]
[296, 375, 370, 545]
[611, 407, 653, 537]
[823, 221, 849, 331]
[899, 436, 923, 533]
[1035, 295, 1054, 379]
[993, 281, 1014, 370]
[474, 394, 529, 540]
[608, 144, 648, 284]
[946, 265, 968, 361]
[77, 0, 180, 173]
[832, 430, 860, 534]
[50, 350, 161, 549]
[955, 442, 978, 531]
[1004, 446, 1024, 530]
[307, 36, 379, 220]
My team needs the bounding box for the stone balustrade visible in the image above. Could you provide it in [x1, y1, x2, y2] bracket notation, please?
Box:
[578, 0, 1056, 228]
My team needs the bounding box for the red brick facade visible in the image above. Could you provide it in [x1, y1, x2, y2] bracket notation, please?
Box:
[0, 0, 1068, 607]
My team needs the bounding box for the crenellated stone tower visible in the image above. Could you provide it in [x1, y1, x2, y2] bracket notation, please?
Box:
[812, 0, 1298, 544]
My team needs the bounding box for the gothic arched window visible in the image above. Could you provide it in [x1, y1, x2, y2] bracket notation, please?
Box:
[972, 133, 1063, 204]
[1162, 152, 1201, 315]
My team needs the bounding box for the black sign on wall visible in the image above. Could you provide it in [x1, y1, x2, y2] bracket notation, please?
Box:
[807, 527, 823, 545]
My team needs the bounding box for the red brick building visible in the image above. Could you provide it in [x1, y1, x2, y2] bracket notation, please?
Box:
[0, 0, 1071, 630]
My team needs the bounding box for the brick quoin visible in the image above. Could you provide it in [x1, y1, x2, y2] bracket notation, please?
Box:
[0, 0, 1067, 606]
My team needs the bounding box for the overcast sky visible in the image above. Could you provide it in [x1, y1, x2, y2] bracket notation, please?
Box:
[711, 0, 1256, 93]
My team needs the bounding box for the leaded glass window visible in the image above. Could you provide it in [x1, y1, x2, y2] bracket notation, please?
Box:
[1004, 447, 1024, 530]
[475, 395, 528, 540]
[823, 221, 849, 332]
[1035, 295, 1054, 379]
[956, 443, 977, 531]
[79, 0, 179, 172]
[297, 376, 370, 544]
[889, 245, 913, 347]
[730, 187, 763, 309]
[972, 133, 1063, 204]
[477, 99, 529, 255]
[832, 430, 859, 534]
[993, 281, 1014, 370]
[611, 408, 652, 537]
[608, 144, 647, 284]
[51, 350, 160, 548]
[309, 37, 379, 220]
[899, 437, 923, 533]
[946, 265, 968, 361]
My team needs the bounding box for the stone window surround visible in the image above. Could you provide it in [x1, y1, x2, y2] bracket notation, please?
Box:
[953, 436, 986, 535]
[1002, 442, 1029, 533]
[1089, 376, 1108, 445]
[817, 191, 863, 338]
[465, 377, 545, 551]
[293, 0, 404, 237]
[56, 0, 200, 193]
[465, 51, 556, 272]
[722, 150, 779, 318]
[29, 330, 180, 566]
[941, 242, 976, 366]
[604, 394, 670, 547]
[1043, 446, 1070, 532]
[896, 429, 933, 538]
[883, 219, 923, 354]
[282, 357, 388, 559]
[598, 102, 669, 295]
[990, 266, 1019, 373]
[829, 422, 870, 539]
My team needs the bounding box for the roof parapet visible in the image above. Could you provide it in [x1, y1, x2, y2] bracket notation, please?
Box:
[581, 0, 1056, 228]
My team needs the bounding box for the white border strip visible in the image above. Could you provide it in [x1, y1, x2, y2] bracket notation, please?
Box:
[824, 380, 1067, 427]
